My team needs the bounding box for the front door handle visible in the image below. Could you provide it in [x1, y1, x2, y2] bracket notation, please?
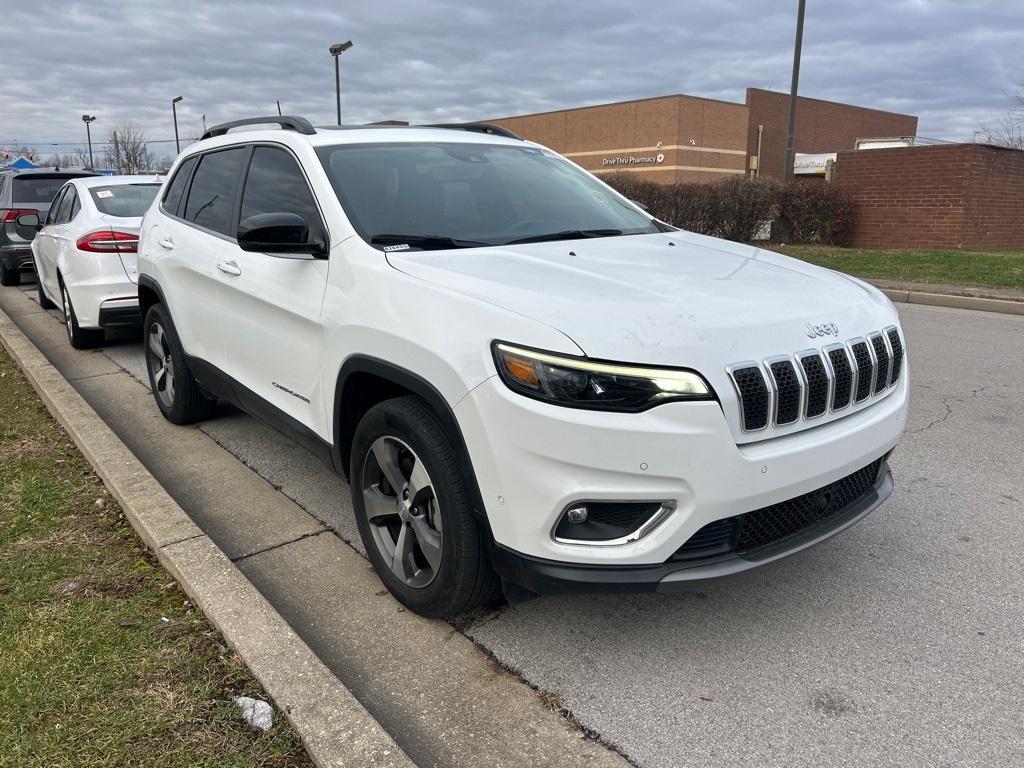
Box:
[158, 237, 175, 250]
[217, 259, 242, 276]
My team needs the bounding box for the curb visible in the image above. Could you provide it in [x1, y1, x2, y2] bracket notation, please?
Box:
[0, 306, 413, 768]
[877, 288, 1024, 316]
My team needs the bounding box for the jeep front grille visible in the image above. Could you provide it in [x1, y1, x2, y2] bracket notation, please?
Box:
[726, 326, 904, 433]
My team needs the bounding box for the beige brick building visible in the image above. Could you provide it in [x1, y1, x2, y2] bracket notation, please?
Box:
[488, 89, 918, 184]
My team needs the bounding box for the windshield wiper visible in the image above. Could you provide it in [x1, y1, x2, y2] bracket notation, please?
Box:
[502, 229, 624, 245]
[370, 233, 489, 250]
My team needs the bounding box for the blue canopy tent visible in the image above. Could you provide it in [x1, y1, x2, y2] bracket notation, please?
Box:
[4, 157, 38, 170]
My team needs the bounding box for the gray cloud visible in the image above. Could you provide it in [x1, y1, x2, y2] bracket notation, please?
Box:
[1, 0, 1022, 160]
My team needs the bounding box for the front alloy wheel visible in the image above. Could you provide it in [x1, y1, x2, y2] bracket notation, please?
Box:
[361, 436, 444, 588]
[350, 396, 501, 617]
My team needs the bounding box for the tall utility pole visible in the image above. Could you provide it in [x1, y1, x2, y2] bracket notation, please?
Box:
[783, 0, 807, 180]
[81, 115, 96, 168]
[329, 41, 353, 125]
[172, 96, 183, 153]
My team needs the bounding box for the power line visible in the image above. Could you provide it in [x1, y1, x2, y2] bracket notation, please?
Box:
[0, 137, 183, 147]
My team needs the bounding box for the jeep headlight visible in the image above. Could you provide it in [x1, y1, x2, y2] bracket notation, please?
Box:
[492, 342, 713, 412]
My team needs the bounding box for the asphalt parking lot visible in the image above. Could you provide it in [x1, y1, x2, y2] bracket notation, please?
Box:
[5, 279, 1023, 768]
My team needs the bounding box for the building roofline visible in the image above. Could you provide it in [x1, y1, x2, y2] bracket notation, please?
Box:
[745, 87, 917, 121]
[487, 92, 746, 122]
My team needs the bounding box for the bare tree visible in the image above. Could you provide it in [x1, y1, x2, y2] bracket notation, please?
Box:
[978, 81, 1024, 149]
[43, 150, 89, 168]
[103, 121, 152, 174]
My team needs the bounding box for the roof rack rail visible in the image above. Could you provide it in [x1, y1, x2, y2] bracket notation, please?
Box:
[201, 116, 316, 140]
[421, 122, 523, 141]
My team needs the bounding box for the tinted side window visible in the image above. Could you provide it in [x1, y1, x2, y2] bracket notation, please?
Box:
[183, 148, 247, 235]
[162, 156, 196, 216]
[240, 147, 324, 243]
[46, 188, 67, 225]
[55, 187, 77, 224]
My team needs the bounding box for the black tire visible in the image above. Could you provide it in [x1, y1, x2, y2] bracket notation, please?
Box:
[60, 279, 104, 349]
[0, 263, 20, 286]
[350, 396, 501, 618]
[35, 259, 55, 309]
[143, 303, 217, 424]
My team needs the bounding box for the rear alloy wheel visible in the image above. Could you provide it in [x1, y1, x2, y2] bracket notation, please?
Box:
[351, 396, 501, 618]
[61, 280, 103, 349]
[143, 303, 216, 424]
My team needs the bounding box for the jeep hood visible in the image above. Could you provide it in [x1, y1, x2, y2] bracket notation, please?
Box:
[385, 231, 896, 369]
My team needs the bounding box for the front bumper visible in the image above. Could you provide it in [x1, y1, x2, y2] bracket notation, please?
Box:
[489, 460, 892, 594]
[455, 373, 907, 570]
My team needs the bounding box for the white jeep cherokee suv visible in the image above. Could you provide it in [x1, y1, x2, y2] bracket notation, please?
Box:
[137, 116, 908, 618]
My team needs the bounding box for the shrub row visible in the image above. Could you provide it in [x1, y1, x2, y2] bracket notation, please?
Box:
[602, 171, 855, 245]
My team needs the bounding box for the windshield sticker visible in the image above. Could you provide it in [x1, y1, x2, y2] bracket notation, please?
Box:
[96, 190, 114, 198]
[382, 244, 410, 252]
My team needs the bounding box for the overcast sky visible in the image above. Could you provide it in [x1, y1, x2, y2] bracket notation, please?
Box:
[1, 0, 1022, 160]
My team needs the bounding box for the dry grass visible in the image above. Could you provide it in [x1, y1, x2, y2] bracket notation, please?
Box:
[0, 348, 312, 768]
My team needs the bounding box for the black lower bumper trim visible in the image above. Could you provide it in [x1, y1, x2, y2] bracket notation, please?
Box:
[98, 306, 141, 328]
[490, 459, 893, 596]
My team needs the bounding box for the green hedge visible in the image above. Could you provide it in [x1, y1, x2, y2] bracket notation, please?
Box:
[603, 171, 855, 246]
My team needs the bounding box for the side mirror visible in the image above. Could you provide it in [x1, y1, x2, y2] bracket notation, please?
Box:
[631, 199, 650, 212]
[237, 212, 327, 258]
[15, 212, 41, 231]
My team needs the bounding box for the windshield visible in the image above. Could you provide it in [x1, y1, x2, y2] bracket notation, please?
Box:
[89, 184, 161, 217]
[316, 142, 659, 250]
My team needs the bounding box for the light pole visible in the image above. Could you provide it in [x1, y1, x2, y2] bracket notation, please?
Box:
[783, 0, 807, 181]
[329, 41, 353, 125]
[172, 96, 183, 153]
[81, 115, 96, 169]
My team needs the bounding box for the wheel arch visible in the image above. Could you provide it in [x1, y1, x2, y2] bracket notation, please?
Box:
[333, 356, 492, 530]
[137, 274, 165, 322]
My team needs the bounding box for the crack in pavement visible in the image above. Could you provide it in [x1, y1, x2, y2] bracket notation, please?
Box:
[910, 385, 991, 434]
[230, 527, 330, 563]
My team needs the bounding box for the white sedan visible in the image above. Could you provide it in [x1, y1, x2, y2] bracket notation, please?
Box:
[19, 175, 162, 348]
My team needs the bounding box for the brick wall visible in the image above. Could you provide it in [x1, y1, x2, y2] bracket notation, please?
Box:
[746, 88, 918, 180]
[833, 144, 1024, 250]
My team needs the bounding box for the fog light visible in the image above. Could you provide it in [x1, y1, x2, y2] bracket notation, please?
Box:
[553, 500, 675, 545]
[565, 505, 589, 524]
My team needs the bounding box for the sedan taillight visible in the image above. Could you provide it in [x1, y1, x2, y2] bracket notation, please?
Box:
[76, 230, 139, 253]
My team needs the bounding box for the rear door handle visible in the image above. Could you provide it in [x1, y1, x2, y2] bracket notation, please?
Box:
[217, 259, 242, 276]
[158, 237, 175, 250]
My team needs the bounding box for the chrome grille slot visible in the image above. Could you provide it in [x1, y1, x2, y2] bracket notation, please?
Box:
[869, 332, 891, 395]
[825, 344, 853, 410]
[850, 340, 874, 403]
[798, 352, 830, 418]
[886, 326, 904, 386]
[726, 364, 770, 432]
[768, 358, 802, 426]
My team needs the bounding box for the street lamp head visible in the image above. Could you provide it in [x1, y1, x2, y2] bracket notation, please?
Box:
[82, 114, 96, 123]
[172, 96, 183, 104]
[329, 40, 353, 56]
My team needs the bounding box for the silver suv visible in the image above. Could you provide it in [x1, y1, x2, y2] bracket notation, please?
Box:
[0, 167, 97, 285]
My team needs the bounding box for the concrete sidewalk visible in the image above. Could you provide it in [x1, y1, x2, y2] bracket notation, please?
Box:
[867, 278, 1024, 316]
